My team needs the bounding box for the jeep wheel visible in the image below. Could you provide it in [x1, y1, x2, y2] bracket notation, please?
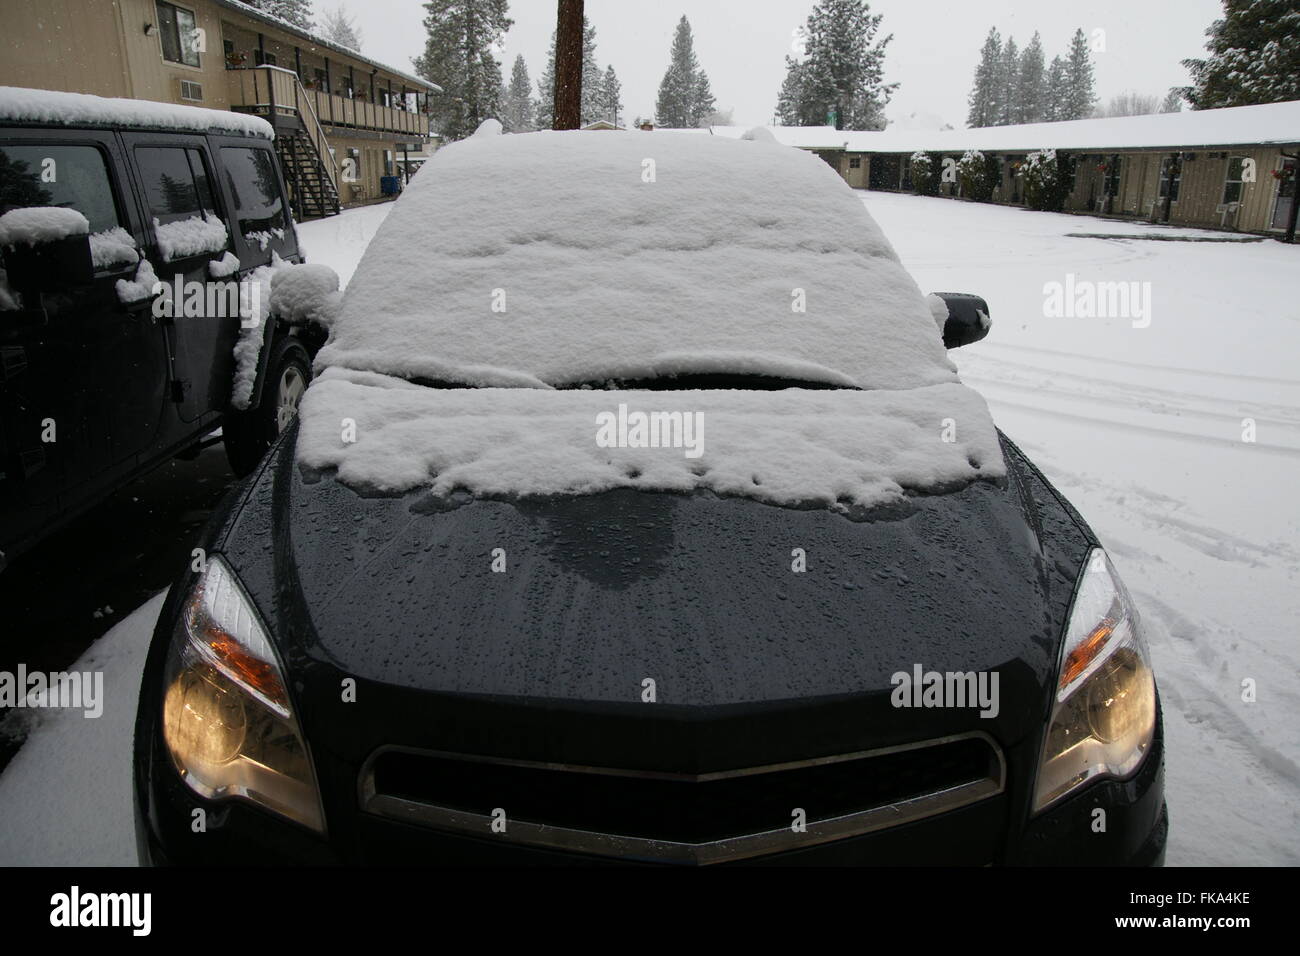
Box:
[224, 339, 311, 477]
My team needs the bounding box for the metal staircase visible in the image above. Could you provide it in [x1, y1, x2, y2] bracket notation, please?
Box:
[229, 65, 342, 220]
[275, 129, 340, 220]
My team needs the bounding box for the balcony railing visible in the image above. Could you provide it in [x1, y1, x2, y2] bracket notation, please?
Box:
[227, 65, 429, 139]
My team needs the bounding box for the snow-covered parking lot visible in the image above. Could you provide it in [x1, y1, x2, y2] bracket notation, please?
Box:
[2, 189, 1296, 866]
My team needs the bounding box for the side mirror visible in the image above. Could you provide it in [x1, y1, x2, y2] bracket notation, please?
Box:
[931, 292, 991, 349]
[1, 232, 94, 296]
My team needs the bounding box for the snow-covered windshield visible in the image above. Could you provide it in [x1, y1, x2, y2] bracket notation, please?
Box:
[317, 125, 958, 391]
[300, 125, 1005, 510]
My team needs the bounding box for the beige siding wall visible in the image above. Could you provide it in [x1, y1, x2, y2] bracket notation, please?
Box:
[0, 0, 134, 98]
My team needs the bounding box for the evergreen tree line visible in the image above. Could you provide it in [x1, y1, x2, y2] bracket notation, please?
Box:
[966, 27, 1099, 127]
[416, 4, 721, 140]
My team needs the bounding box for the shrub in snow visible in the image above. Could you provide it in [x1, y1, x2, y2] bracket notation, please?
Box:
[956, 150, 1001, 203]
[909, 151, 941, 196]
[1023, 149, 1076, 212]
[0, 207, 89, 247]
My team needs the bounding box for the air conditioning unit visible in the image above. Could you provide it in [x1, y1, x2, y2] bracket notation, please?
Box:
[179, 80, 203, 102]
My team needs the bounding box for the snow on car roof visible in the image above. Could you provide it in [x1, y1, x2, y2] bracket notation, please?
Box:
[318, 124, 958, 391]
[0, 86, 274, 140]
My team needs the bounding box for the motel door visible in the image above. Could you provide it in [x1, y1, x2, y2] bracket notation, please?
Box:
[1271, 159, 1296, 230]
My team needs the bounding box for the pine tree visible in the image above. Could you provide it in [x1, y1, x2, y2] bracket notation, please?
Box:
[319, 5, 362, 50]
[776, 56, 809, 125]
[1044, 55, 1068, 122]
[1182, 0, 1300, 108]
[774, 0, 896, 130]
[536, 15, 608, 128]
[1062, 28, 1096, 121]
[414, 0, 513, 142]
[966, 28, 1001, 128]
[656, 16, 715, 128]
[996, 37, 1019, 125]
[500, 54, 535, 132]
[247, 0, 315, 30]
[1018, 32, 1046, 123]
[1160, 88, 1184, 113]
[601, 65, 623, 125]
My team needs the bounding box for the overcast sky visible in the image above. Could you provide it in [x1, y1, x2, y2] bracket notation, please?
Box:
[354, 0, 1225, 127]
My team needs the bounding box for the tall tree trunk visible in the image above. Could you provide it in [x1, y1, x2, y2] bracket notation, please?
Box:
[553, 0, 584, 129]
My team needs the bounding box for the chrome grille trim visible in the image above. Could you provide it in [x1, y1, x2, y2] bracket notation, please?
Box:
[359, 731, 1005, 865]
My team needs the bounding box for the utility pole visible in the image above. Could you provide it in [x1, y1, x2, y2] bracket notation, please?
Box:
[553, 0, 583, 130]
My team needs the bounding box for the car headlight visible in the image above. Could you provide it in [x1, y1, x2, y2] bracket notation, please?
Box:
[1033, 548, 1157, 812]
[161, 555, 325, 833]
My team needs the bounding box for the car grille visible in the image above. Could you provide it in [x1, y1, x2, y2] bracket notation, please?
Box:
[359, 733, 1005, 864]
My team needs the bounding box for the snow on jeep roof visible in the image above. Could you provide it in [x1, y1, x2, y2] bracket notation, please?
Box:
[0, 86, 274, 140]
[318, 123, 957, 391]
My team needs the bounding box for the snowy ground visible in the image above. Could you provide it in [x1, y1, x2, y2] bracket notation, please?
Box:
[2, 191, 1296, 866]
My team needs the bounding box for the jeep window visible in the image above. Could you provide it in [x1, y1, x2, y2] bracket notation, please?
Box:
[0, 143, 137, 269]
[136, 146, 219, 225]
[221, 146, 287, 244]
[156, 1, 201, 68]
[0, 144, 122, 234]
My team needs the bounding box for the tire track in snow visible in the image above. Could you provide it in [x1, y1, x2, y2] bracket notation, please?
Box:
[980, 341, 1300, 387]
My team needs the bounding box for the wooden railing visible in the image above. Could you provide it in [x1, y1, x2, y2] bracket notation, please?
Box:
[226, 66, 429, 139]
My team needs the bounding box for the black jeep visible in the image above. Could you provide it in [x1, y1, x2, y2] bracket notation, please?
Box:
[0, 87, 332, 573]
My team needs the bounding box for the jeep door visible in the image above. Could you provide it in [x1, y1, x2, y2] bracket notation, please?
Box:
[123, 135, 239, 427]
[0, 130, 157, 550]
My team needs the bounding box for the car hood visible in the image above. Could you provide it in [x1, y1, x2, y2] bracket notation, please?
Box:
[220, 430, 1089, 753]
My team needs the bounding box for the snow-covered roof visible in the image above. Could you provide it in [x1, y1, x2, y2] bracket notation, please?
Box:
[655, 125, 848, 150]
[842, 100, 1300, 153]
[0, 86, 273, 139]
[320, 124, 957, 392]
[213, 0, 440, 93]
[659, 100, 1300, 155]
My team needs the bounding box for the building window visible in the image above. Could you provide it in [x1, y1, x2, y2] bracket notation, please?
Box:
[254, 50, 277, 67]
[849, 156, 862, 169]
[1158, 156, 1181, 202]
[1223, 157, 1247, 205]
[156, 1, 201, 68]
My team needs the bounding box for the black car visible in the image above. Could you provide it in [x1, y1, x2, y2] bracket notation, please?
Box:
[0, 87, 331, 573]
[134, 125, 1166, 866]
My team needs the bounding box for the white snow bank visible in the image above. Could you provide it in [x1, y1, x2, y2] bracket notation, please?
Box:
[0, 206, 89, 246]
[0, 85, 272, 139]
[0, 592, 164, 866]
[319, 130, 957, 391]
[154, 212, 228, 261]
[297, 368, 1004, 508]
[89, 226, 139, 269]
